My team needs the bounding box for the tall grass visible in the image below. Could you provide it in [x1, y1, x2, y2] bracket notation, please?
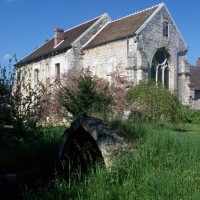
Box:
[23, 121, 200, 200]
[110, 116, 149, 140]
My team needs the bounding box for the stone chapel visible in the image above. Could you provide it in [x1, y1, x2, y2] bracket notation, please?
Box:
[16, 3, 191, 105]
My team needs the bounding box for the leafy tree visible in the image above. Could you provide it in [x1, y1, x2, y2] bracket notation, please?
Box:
[10, 69, 46, 134]
[126, 80, 183, 123]
[0, 56, 52, 135]
[0, 58, 15, 125]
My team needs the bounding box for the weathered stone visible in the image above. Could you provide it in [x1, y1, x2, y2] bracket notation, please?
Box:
[57, 114, 129, 179]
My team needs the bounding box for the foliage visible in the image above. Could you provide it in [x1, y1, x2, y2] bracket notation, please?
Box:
[110, 116, 148, 140]
[0, 57, 55, 135]
[109, 70, 129, 115]
[59, 68, 129, 121]
[0, 57, 15, 125]
[59, 69, 113, 120]
[182, 108, 200, 124]
[126, 80, 184, 123]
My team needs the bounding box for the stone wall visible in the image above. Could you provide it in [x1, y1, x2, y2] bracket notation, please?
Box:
[83, 39, 134, 82]
[19, 51, 73, 88]
[191, 99, 200, 110]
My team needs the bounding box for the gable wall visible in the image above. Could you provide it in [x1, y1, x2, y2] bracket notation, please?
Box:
[136, 6, 190, 104]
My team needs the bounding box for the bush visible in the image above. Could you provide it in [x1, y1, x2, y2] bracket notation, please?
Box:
[0, 56, 53, 135]
[59, 69, 113, 120]
[182, 108, 200, 124]
[126, 80, 183, 123]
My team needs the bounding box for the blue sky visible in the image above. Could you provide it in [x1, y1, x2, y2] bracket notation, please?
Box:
[0, 0, 199, 67]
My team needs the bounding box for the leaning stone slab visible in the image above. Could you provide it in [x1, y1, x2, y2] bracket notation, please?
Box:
[58, 114, 129, 178]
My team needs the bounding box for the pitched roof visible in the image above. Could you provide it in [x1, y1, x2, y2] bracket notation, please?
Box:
[85, 5, 159, 48]
[18, 17, 100, 65]
[190, 67, 200, 90]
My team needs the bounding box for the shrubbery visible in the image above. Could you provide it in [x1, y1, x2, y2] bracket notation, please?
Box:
[126, 80, 184, 123]
[59, 69, 128, 120]
[59, 69, 113, 120]
[0, 57, 52, 135]
[182, 108, 200, 124]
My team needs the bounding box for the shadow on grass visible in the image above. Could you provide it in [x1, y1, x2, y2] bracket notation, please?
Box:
[0, 125, 65, 199]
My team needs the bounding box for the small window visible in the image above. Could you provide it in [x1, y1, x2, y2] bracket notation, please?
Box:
[163, 21, 169, 37]
[55, 63, 60, 81]
[34, 69, 39, 87]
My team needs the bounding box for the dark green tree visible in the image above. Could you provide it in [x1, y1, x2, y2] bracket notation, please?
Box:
[59, 71, 113, 120]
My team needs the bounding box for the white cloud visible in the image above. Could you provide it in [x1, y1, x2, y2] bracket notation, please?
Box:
[3, 54, 12, 60]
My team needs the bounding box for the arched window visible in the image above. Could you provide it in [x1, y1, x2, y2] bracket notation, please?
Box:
[150, 48, 170, 89]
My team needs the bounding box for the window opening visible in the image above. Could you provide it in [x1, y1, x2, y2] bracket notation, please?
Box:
[163, 21, 169, 37]
[55, 63, 60, 81]
[150, 49, 170, 89]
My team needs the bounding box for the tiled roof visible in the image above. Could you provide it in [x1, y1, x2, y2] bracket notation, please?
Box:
[18, 17, 100, 65]
[190, 67, 200, 90]
[86, 5, 159, 48]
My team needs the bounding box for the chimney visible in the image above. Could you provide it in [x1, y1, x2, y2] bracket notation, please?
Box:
[54, 28, 64, 46]
[196, 58, 200, 67]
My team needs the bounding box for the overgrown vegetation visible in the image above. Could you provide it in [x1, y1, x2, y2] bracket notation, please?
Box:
[126, 80, 184, 123]
[182, 108, 200, 124]
[0, 57, 15, 125]
[1, 61, 200, 199]
[59, 69, 113, 120]
[22, 122, 200, 200]
[0, 57, 51, 135]
[59, 69, 128, 121]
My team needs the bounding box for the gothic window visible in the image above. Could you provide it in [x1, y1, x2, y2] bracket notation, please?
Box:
[163, 21, 169, 37]
[150, 49, 170, 89]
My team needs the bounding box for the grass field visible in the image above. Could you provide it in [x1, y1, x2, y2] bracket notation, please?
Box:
[1, 121, 200, 199]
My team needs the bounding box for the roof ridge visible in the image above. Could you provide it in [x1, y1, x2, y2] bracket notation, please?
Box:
[113, 3, 162, 23]
[63, 14, 105, 33]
